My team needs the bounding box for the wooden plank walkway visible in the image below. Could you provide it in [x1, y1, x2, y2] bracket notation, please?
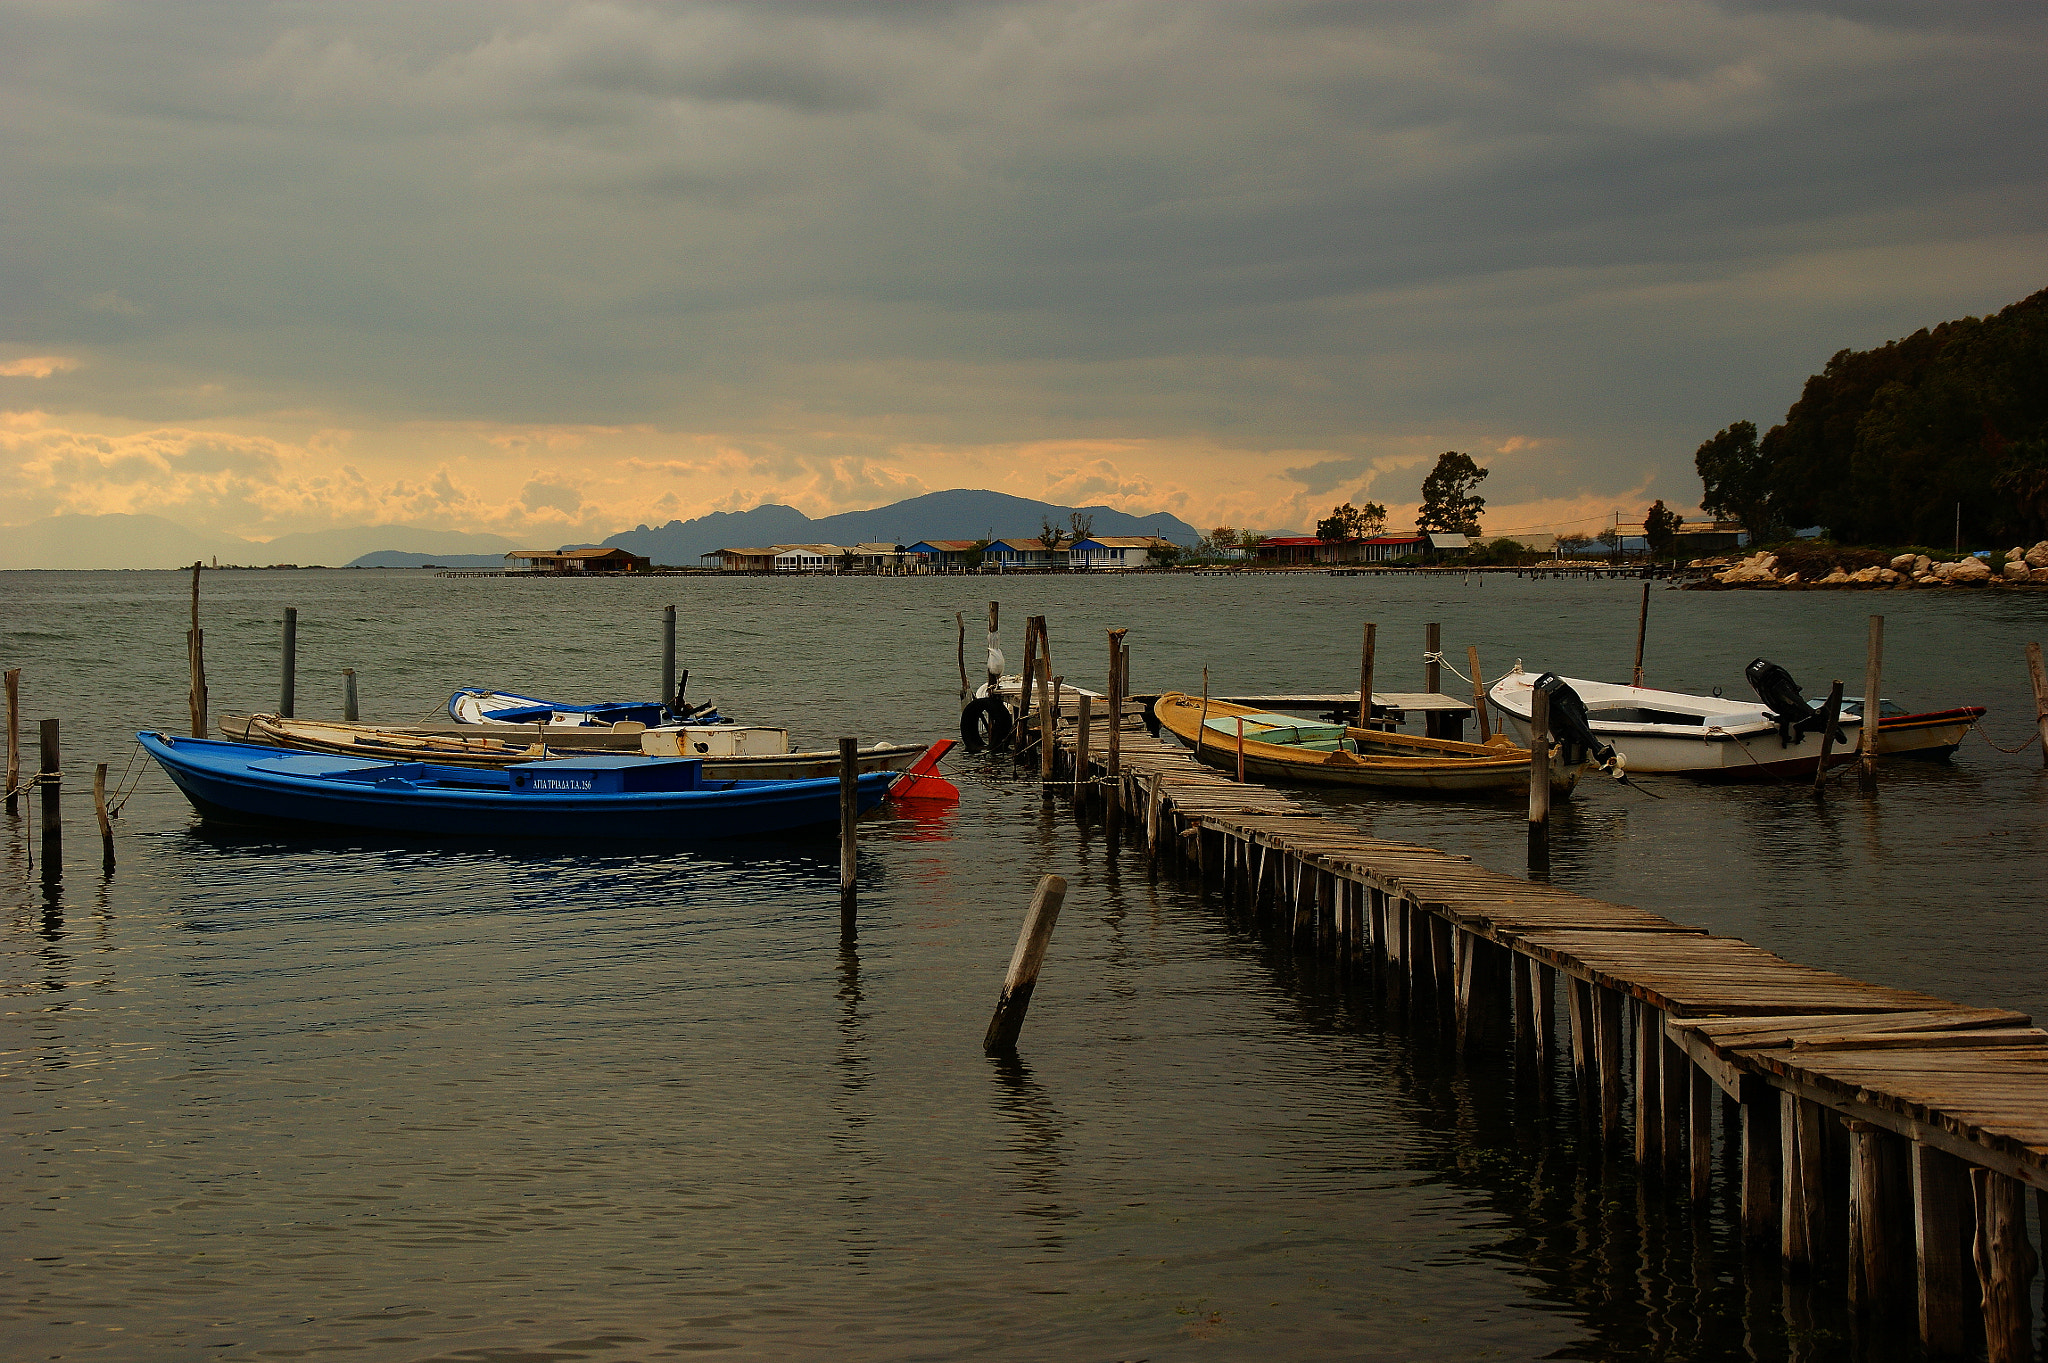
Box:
[1021, 696, 2048, 1357]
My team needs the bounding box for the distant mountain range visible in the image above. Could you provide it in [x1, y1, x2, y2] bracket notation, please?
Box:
[0, 492, 1202, 570]
[599, 489, 1203, 564]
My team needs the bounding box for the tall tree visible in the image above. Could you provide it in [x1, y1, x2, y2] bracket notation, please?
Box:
[1693, 421, 1781, 539]
[1643, 500, 1682, 559]
[1416, 453, 1488, 535]
[1036, 516, 1063, 552]
[1314, 500, 1387, 541]
[1067, 511, 1095, 542]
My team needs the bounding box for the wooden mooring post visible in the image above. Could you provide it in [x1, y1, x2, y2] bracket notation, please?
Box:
[187, 562, 208, 738]
[38, 718, 61, 868]
[1039, 665, 1057, 780]
[1357, 622, 1376, 728]
[4, 667, 18, 813]
[662, 604, 676, 705]
[1860, 614, 1883, 789]
[986, 601, 1001, 688]
[1971, 1167, 2037, 1363]
[1527, 685, 1550, 876]
[1424, 622, 1441, 737]
[343, 668, 359, 721]
[838, 737, 858, 930]
[279, 607, 298, 718]
[1631, 581, 1650, 687]
[1018, 617, 1042, 748]
[982, 874, 1069, 1054]
[93, 762, 113, 871]
[1074, 695, 1092, 800]
[955, 611, 967, 694]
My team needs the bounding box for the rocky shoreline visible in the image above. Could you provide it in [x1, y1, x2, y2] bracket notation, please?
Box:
[1688, 540, 2048, 590]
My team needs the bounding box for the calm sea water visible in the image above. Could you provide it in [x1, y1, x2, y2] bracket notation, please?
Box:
[4, 568, 2045, 1361]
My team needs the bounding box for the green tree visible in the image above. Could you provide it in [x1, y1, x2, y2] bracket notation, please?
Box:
[1236, 529, 1262, 556]
[1314, 501, 1388, 541]
[964, 538, 989, 569]
[1693, 421, 1781, 540]
[1146, 541, 1184, 567]
[1644, 500, 1682, 559]
[1202, 525, 1237, 559]
[1416, 453, 1488, 535]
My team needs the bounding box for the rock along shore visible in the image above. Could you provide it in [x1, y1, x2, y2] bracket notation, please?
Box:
[1689, 540, 2048, 590]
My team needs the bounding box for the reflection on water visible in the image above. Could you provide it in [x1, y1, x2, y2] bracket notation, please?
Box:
[3, 569, 2045, 1359]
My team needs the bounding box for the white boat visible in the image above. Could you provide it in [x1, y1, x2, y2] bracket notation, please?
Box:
[1487, 664, 1862, 780]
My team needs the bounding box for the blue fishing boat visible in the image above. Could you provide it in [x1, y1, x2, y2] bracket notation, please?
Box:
[448, 687, 731, 729]
[138, 732, 896, 840]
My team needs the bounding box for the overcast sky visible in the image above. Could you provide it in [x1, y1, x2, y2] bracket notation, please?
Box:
[3, 0, 2042, 543]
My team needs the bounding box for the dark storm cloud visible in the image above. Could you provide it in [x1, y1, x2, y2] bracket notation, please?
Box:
[3, 0, 2042, 496]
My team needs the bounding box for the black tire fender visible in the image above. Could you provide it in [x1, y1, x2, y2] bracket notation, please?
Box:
[959, 696, 1013, 753]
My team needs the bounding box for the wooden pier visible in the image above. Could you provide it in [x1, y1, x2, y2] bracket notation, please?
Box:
[1024, 700, 2048, 1358]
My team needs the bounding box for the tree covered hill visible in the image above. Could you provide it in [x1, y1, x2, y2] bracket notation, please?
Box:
[1699, 287, 2047, 545]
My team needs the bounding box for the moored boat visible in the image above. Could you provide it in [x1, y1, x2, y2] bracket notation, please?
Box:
[448, 687, 729, 731]
[1487, 663, 1862, 780]
[224, 713, 933, 782]
[1831, 698, 1985, 761]
[1152, 692, 1580, 795]
[139, 732, 903, 839]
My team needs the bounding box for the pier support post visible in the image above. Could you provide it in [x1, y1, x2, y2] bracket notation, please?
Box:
[1512, 952, 1536, 1072]
[1849, 1121, 1912, 1314]
[1740, 1077, 1781, 1252]
[982, 874, 1069, 1054]
[4, 667, 17, 813]
[1075, 695, 1092, 800]
[662, 604, 676, 704]
[1912, 1143, 1975, 1356]
[1039, 664, 1057, 780]
[1428, 915, 1455, 1035]
[343, 668, 359, 721]
[280, 606, 298, 717]
[93, 762, 113, 871]
[1594, 985, 1623, 1145]
[1455, 932, 1509, 1054]
[838, 737, 859, 930]
[1660, 1034, 1688, 1184]
[1567, 977, 1593, 1106]
[1859, 614, 1883, 789]
[1690, 1066, 1713, 1201]
[1783, 1094, 1827, 1274]
[1634, 1002, 1663, 1171]
[1971, 1168, 2036, 1363]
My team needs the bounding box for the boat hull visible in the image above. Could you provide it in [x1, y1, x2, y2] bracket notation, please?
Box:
[1153, 693, 1575, 795]
[219, 715, 927, 781]
[142, 733, 895, 840]
[1869, 707, 1985, 761]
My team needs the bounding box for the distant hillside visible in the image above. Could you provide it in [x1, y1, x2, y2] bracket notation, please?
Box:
[602, 489, 1202, 564]
[261, 525, 520, 565]
[346, 551, 512, 569]
[0, 515, 525, 570]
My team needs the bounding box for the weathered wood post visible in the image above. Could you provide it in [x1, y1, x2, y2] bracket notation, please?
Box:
[1740, 1075, 1781, 1251]
[982, 874, 1069, 1053]
[279, 607, 298, 718]
[4, 667, 18, 813]
[1859, 614, 1883, 789]
[39, 718, 61, 866]
[93, 762, 114, 871]
[956, 611, 968, 693]
[1038, 664, 1057, 780]
[1357, 622, 1376, 729]
[1235, 716, 1246, 783]
[2026, 642, 2048, 769]
[1424, 622, 1441, 737]
[187, 562, 208, 738]
[1106, 629, 1127, 781]
[1971, 1167, 2037, 1363]
[1018, 617, 1041, 749]
[662, 604, 676, 704]
[1528, 685, 1551, 875]
[1594, 985, 1623, 1144]
[1466, 646, 1491, 741]
[1848, 1121, 1913, 1314]
[986, 601, 1001, 687]
[343, 668, 359, 721]
[1911, 1143, 1975, 1355]
[838, 737, 859, 929]
[1074, 694, 1092, 798]
[1812, 680, 1844, 796]
[1631, 581, 1650, 687]
[1634, 1003, 1663, 1171]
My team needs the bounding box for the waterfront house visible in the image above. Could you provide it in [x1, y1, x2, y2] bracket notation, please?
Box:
[1068, 535, 1175, 569]
[905, 540, 981, 569]
[985, 536, 1070, 569]
[505, 546, 651, 574]
[773, 544, 848, 572]
[704, 547, 780, 571]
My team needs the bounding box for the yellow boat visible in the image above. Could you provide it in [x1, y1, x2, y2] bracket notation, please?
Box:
[1152, 692, 1579, 796]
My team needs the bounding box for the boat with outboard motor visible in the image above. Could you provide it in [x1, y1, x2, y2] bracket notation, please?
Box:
[1487, 660, 1862, 780]
[1829, 697, 1985, 761]
[1152, 692, 1584, 795]
[448, 686, 729, 731]
[138, 731, 924, 839]
[222, 713, 942, 783]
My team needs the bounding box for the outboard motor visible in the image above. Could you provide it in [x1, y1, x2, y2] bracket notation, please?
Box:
[1745, 658, 1826, 746]
[1532, 673, 1620, 774]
